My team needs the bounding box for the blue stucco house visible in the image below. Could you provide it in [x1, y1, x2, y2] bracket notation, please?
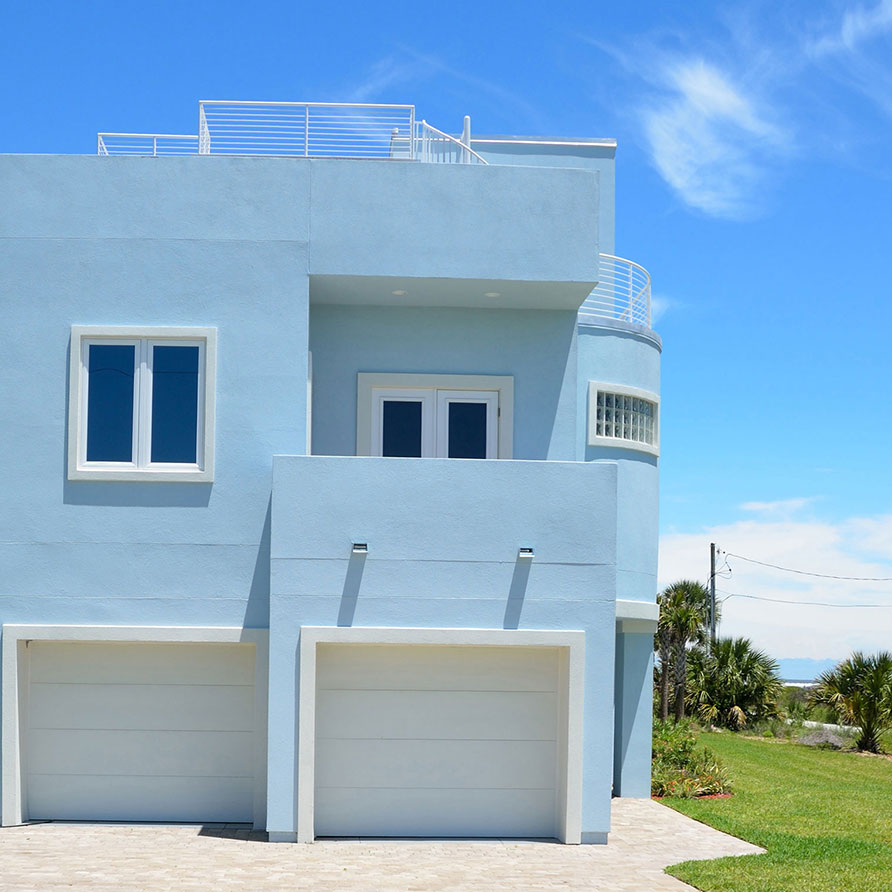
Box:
[0, 101, 660, 844]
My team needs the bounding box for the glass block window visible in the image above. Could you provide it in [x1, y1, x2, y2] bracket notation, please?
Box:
[589, 383, 659, 453]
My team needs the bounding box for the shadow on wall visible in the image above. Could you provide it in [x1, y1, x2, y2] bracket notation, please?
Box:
[244, 498, 271, 628]
[504, 557, 532, 629]
[337, 551, 367, 626]
[61, 340, 213, 507]
[332, 550, 532, 629]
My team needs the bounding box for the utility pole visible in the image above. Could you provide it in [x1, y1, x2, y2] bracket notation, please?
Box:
[709, 542, 717, 645]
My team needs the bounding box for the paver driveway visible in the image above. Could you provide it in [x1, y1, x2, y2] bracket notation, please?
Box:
[0, 798, 762, 891]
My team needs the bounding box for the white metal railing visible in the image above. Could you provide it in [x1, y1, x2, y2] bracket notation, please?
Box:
[579, 254, 652, 328]
[197, 100, 415, 157]
[97, 101, 486, 164]
[413, 120, 488, 164]
[96, 133, 199, 156]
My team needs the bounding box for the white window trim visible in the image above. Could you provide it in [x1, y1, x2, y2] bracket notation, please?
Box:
[436, 390, 499, 459]
[356, 373, 513, 459]
[587, 381, 659, 457]
[68, 325, 217, 482]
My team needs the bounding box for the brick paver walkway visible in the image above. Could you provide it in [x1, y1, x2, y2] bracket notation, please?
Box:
[0, 798, 763, 890]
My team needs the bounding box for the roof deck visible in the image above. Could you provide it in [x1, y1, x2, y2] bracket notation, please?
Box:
[95, 100, 651, 330]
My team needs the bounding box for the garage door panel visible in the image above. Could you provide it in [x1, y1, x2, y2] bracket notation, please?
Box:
[29, 683, 254, 732]
[29, 642, 254, 686]
[314, 644, 560, 839]
[27, 774, 253, 823]
[317, 690, 557, 741]
[28, 728, 253, 777]
[317, 738, 556, 790]
[315, 787, 556, 838]
[317, 644, 558, 692]
[25, 642, 257, 823]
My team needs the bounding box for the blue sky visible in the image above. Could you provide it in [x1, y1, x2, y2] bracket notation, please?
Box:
[3, 0, 891, 664]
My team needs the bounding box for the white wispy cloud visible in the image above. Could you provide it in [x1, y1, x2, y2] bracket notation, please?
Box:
[807, 1, 892, 120]
[347, 56, 425, 103]
[740, 497, 816, 517]
[589, 2, 892, 218]
[649, 294, 674, 323]
[660, 512, 892, 660]
[345, 48, 544, 130]
[640, 58, 791, 219]
[809, 0, 892, 56]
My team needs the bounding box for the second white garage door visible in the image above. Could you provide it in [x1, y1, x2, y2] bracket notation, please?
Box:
[26, 641, 257, 823]
[314, 643, 560, 838]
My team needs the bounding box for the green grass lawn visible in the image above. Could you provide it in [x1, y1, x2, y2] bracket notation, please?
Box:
[663, 732, 892, 892]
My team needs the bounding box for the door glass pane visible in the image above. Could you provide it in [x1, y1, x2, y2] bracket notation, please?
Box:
[151, 345, 199, 463]
[86, 344, 134, 462]
[448, 402, 487, 459]
[382, 400, 422, 457]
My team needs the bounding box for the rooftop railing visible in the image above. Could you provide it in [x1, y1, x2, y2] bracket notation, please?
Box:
[97, 101, 487, 164]
[97, 133, 199, 156]
[579, 255, 652, 329]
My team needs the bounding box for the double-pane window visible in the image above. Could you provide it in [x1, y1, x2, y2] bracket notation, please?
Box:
[373, 388, 498, 459]
[69, 327, 215, 481]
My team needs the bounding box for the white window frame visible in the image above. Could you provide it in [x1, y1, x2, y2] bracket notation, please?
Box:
[68, 326, 217, 482]
[587, 381, 659, 457]
[357, 373, 513, 459]
[436, 390, 499, 459]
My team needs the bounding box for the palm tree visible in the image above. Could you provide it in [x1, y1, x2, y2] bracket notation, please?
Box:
[656, 580, 711, 722]
[655, 601, 674, 722]
[812, 651, 892, 753]
[687, 637, 782, 729]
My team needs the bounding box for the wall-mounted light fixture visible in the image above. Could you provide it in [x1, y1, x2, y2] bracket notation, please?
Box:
[352, 542, 369, 554]
[518, 547, 534, 559]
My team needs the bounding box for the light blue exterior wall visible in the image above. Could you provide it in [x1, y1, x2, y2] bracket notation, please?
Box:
[613, 628, 656, 797]
[269, 455, 619, 838]
[577, 321, 661, 603]
[0, 156, 311, 635]
[310, 306, 578, 461]
[471, 138, 616, 255]
[0, 141, 660, 837]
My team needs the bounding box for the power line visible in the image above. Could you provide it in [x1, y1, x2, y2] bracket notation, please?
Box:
[716, 589, 891, 609]
[724, 552, 892, 582]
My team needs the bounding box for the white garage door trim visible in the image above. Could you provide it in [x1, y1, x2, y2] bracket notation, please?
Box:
[1, 625, 268, 829]
[297, 627, 584, 845]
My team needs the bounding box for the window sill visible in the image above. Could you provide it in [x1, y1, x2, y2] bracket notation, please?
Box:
[587, 437, 659, 458]
[67, 467, 213, 483]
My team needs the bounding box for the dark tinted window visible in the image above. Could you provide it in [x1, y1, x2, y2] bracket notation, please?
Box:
[151, 345, 199, 463]
[86, 344, 135, 462]
[382, 400, 422, 457]
[448, 402, 487, 459]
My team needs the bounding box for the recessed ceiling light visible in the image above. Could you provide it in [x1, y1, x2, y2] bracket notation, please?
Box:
[484, 291, 501, 297]
[391, 289, 407, 296]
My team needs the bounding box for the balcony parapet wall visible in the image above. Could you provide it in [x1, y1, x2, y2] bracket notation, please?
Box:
[271, 456, 617, 629]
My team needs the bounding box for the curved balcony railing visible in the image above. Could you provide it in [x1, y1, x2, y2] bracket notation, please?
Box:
[578, 254, 652, 329]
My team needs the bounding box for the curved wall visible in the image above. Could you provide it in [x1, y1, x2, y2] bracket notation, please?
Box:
[577, 320, 661, 603]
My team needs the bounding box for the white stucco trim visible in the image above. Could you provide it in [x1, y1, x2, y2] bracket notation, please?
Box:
[295, 626, 584, 844]
[1, 624, 268, 828]
[67, 325, 217, 482]
[587, 381, 659, 457]
[356, 373, 514, 459]
[615, 599, 659, 633]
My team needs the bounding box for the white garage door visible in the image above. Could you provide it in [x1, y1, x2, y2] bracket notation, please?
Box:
[315, 644, 559, 838]
[26, 641, 256, 822]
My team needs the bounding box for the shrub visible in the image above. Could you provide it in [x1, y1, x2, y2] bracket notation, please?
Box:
[812, 652, 892, 753]
[652, 720, 731, 798]
[687, 637, 783, 730]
